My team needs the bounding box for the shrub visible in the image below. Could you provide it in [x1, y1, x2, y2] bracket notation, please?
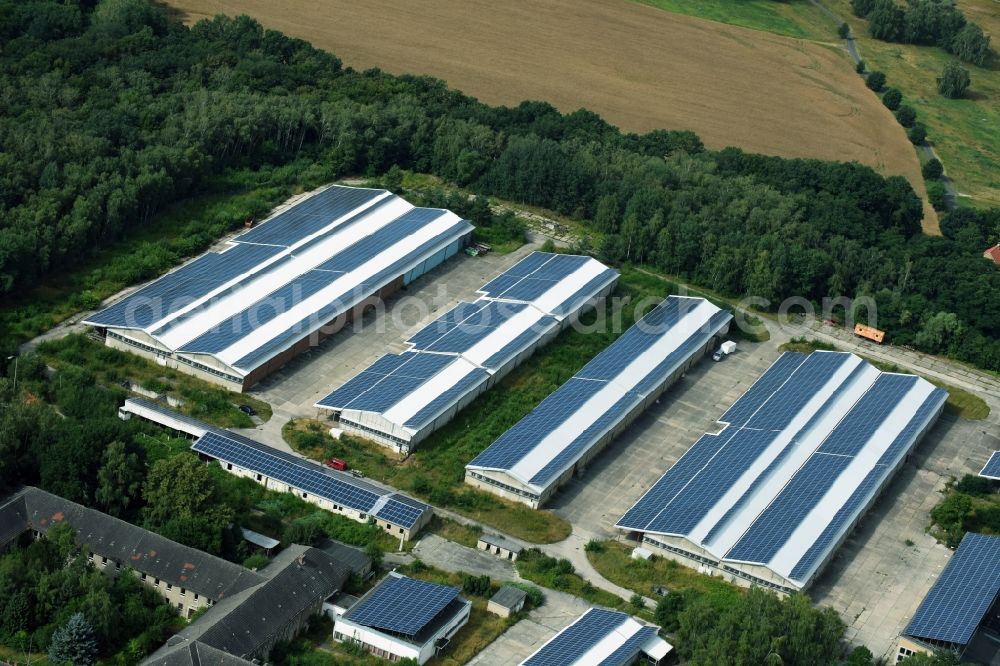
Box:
[955, 474, 993, 496]
[508, 582, 545, 608]
[908, 123, 928, 144]
[630, 593, 646, 610]
[865, 71, 887, 92]
[584, 539, 605, 553]
[847, 645, 875, 666]
[882, 87, 902, 110]
[895, 104, 917, 127]
[922, 158, 943, 180]
[654, 591, 688, 632]
[951, 23, 991, 67]
[856, 60, 866, 74]
[462, 574, 493, 597]
[242, 553, 270, 570]
[938, 62, 971, 98]
[926, 181, 948, 210]
[838, 23, 850, 39]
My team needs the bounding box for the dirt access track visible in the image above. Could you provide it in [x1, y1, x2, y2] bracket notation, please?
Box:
[167, 0, 938, 233]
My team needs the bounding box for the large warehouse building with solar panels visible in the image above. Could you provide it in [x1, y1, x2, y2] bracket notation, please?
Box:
[616, 351, 948, 594]
[316, 252, 618, 453]
[896, 532, 1000, 663]
[465, 296, 733, 508]
[84, 185, 473, 391]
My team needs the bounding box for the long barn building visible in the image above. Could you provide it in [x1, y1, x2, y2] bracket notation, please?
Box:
[616, 351, 948, 594]
[85, 186, 473, 391]
[316, 252, 618, 453]
[465, 296, 733, 508]
[119, 398, 433, 540]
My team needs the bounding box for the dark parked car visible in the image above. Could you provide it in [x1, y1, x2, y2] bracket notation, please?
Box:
[239, 404, 257, 417]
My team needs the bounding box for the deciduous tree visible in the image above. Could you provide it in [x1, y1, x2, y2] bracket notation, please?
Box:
[938, 62, 971, 98]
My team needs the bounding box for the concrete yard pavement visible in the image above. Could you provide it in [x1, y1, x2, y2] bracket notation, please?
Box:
[411, 534, 518, 580]
[468, 589, 593, 666]
[547, 336, 779, 539]
[810, 400, 1000, 660]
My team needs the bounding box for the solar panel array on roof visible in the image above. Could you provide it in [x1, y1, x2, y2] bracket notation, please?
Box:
[236, 185, 386, 247]
[616, 351, 948, 590]
[980, 451, 1000, 480]
[520, 608, 668, 666]
[315, 252, 617, 450]
[345, 574, 460, 637]
[467, 297, 732, 496]
[83, 186, 474, 386]
[191, 431, 430, 529]
[905, 532, 1000, 647]
[86, 243, 285, 329]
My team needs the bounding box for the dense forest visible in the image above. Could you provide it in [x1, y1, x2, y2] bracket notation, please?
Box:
[0, 0, 998, 376]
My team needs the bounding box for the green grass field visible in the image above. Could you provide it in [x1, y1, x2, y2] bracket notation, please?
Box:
[586, 541, 742, 610]
[633, 0, 836, 40]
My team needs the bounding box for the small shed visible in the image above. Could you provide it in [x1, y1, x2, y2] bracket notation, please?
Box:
[241, 527, 280, 556]
[487, 585, 527, 618]
[477, 533, 523, 561]
[323, 591, 359, 621]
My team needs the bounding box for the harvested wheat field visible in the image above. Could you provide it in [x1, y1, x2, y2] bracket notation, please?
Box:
[167, 0, 938, 233]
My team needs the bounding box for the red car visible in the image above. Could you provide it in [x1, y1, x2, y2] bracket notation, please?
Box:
[325, 458, 347, 471]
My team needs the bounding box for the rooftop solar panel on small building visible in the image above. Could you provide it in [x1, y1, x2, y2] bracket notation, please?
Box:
[598, 626, 658, 666]
[905, 532, 1000, 647]
[346, 575, 459, 637]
